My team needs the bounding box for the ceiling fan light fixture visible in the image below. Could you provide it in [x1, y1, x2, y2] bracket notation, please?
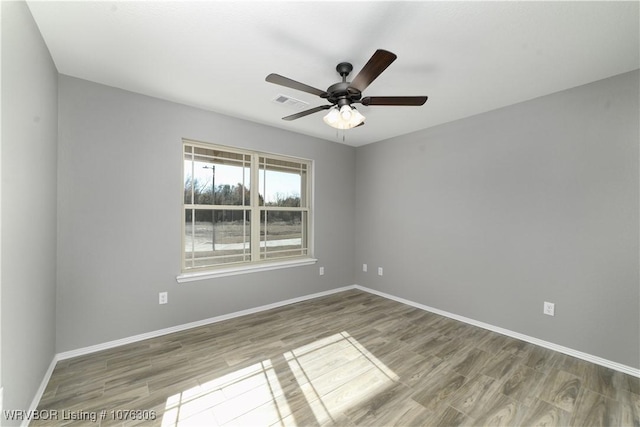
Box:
[323, 106, 365, 130]
[340, 105, 352, 120]
[349, 107, 365, 128]
[323, 107, 341, 126]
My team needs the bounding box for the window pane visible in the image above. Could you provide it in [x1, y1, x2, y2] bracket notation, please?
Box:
[184, 209, 251, 269]
[259, 157, 306, 207]
[184, 156, 193, 204]
[184, 147, 250, 206]
[260, 210, 307, 259]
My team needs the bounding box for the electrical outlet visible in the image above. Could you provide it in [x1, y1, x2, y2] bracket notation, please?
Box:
[319, 266, 325, 276]
[378, 267, 383, 276]
[543, 301, 555, 316]
[159, 292, 168, 305]
[363, 264, 367, 272]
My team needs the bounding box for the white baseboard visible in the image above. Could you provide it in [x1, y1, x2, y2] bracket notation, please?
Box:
[23, 357, 58, 427]
[354, 285, 640, 378]
[57, 285, 355, 361]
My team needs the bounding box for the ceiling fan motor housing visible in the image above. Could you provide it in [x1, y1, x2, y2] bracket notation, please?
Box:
[325, 62, 362, 106]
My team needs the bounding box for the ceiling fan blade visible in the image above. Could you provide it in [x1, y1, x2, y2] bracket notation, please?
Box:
[361, 96, 428, 106]
[349, 49, 397, 93]
[282, 105, 332, 121]
[266, 74, 328, 98]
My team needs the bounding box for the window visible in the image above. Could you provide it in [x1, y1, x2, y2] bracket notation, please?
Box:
[181, 140, 312, 277]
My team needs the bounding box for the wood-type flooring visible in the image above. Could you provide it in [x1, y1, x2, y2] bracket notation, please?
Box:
[33, 290, 639, 426]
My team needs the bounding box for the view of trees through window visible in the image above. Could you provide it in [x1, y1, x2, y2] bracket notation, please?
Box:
[183, 142, 310, 270]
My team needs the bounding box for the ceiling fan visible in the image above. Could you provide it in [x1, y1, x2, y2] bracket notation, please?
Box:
[266, 49, 428, 130]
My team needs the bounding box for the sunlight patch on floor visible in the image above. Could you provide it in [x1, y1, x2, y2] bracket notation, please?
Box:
[284, 331, 399, 424]
[161, 331, 398, 426]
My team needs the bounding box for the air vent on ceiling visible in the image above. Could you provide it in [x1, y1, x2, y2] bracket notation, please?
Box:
[272, 94, 309, 109]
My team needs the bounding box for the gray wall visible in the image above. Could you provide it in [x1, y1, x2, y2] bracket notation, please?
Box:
[355, 70, 640, 368]
[1, 1, 58, 422]
[56, 75, 356, 352]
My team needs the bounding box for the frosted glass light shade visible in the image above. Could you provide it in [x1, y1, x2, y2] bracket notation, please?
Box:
[323, 105, 365, 129]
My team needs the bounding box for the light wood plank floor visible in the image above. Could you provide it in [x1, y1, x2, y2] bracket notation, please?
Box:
[34, 290, 639, 426]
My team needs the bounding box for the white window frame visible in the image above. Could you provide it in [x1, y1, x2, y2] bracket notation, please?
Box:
[177, 139, 316, 282]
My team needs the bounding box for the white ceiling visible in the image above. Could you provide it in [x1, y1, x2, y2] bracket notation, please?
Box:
[27, 1, 639, 147]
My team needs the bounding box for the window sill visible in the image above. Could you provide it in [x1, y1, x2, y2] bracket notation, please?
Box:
[176, 258, 318, 283]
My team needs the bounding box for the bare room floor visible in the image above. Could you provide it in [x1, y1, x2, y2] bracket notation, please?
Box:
[34, 289, 639, 426]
